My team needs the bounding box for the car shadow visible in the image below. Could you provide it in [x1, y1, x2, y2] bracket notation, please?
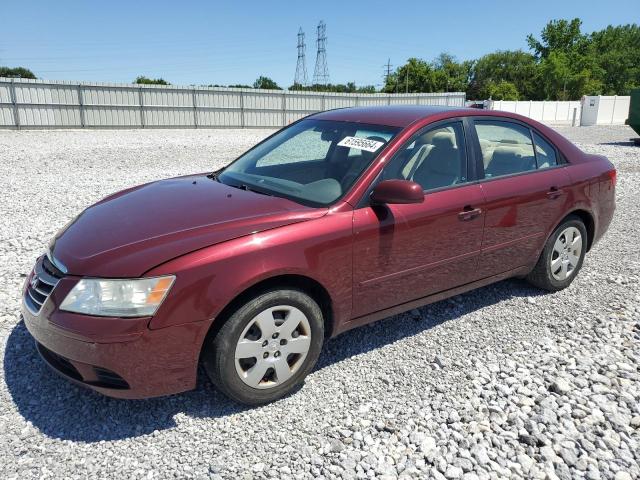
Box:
[599, 140, 639, 147]
[3, 278, 544, 442]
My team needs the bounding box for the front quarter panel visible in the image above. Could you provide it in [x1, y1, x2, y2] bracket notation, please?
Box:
[145, 210, 354, 333]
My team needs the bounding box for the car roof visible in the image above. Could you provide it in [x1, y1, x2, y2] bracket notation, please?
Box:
[310, 105, 478, 128]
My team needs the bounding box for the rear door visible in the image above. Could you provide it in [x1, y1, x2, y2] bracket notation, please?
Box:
[471, 119, 572, 278]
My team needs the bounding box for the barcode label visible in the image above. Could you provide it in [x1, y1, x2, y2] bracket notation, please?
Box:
[337, 136, 385, 153]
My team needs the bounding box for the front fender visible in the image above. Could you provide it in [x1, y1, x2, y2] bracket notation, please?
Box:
[145, 211, 354, 331]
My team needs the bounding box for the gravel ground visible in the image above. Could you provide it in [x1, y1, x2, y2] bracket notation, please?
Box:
[0, 125, 638, 480]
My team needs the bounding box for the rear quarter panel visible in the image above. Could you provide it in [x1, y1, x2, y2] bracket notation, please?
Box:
[564, 153, 615, 247]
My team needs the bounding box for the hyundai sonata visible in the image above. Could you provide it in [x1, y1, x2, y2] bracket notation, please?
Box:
[22, 106, 615, 404]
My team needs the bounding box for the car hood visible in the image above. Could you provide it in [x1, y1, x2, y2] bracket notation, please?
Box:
[51, 174, 326, 277]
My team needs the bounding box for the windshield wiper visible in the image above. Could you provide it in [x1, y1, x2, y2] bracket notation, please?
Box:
[229, 183, 273, 196]
[206, 168, 224, 181]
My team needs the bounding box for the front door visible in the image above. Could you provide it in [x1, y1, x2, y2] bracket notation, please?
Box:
[351, 120, 486, 318]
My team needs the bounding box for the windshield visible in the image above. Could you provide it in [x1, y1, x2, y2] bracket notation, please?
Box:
[218, 119, 400, 206]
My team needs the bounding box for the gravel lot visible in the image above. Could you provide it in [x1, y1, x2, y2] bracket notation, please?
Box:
[0, 125, 638, 480]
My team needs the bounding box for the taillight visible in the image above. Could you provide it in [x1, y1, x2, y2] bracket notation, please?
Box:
[607, 169, 617, 186]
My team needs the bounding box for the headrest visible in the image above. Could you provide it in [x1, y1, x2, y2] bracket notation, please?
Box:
[431, 132, 455, 149]
[491, 146, 522, 163]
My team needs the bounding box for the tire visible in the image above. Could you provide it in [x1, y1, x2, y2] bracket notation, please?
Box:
[203, 288, 324, 405]
[526, 215, 587, 291]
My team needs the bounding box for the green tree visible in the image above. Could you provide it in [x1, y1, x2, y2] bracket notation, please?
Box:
[527, 18, 607, 99]
[135, 76, 170, 85]
[467, 50, 538, 99]
[384, 58, 436, 93]
[0, 66, 36, 79]
[487, 80, 520, 100]
[527, 18, 586, 60]
[289, 82, 376, 93]
[590, 24, 640, 95]
[253, 76, 281, 90]
[432, 53, 473, 93]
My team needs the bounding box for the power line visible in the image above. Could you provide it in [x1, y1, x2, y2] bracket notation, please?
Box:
[312, 20, 329, 86]
[294, 27, 308, 86]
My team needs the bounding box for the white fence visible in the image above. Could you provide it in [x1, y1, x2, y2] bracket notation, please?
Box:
[489, 100, 582, 126]
[489, 96, 631, 126]
[579, 95, 631, 126]
[0, 78, 465, 129]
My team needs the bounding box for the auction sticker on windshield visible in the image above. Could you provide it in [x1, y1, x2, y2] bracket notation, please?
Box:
[337, 136, 385, 153]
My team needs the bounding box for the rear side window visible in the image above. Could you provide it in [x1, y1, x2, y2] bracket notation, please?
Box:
[475, 121, 536, 178]
[532, 132, 558, 169]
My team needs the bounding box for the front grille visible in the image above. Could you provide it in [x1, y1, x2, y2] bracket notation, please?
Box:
[24, 256, 63, 315]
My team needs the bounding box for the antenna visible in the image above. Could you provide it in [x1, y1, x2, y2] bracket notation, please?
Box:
[294, 27, 308, 87]
[312, 20, 329, 86]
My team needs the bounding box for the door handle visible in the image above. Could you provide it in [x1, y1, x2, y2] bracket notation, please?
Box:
[546, 186, 564, 199]
[458, 206, 482, 221]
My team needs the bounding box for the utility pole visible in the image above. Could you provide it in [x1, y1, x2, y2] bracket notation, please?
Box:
[406, 69, 409, 93]
[294, 27, 308, 87]
[312, 20, 330, 87]
[383, 58, 392, 90]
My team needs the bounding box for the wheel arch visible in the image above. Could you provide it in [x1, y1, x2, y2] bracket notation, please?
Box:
[563, 209, 595, 251]
[200, 274, 335, 359]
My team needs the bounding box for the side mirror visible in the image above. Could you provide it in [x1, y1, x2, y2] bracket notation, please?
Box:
[370, 179, 424, 205]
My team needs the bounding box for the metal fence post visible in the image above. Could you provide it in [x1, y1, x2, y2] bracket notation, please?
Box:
[77, 84, 85, 128]
[138, 86, 145, 128]
[240, 90, 245, 128]
[282, 91, 287, 126]
[611, 95, 617, 124]
[9, 79, 20, 129]
[321, 94, 326, 111]
[192, 88, 198, 129]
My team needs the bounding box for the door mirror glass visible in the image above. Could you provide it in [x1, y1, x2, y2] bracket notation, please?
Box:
[370, 179, 424, 205]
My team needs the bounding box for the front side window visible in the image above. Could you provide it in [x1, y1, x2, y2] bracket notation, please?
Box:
[382, 122, 467, 191]
[475, 121, 536, 178]
[219, 119, 400, 206]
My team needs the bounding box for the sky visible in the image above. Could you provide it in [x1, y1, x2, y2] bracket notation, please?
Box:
[1, 0, 637, 89]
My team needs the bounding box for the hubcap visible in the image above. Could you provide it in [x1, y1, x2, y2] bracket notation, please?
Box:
[550, 226, 582, 281]
[234, 305, 311, 389]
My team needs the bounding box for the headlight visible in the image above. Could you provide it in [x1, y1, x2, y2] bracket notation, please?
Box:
[60, 276, 175, 317]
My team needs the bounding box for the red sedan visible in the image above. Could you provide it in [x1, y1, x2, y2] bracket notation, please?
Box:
[22, 106, 616, 405]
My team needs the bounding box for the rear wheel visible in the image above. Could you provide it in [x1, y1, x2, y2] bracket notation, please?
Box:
[526, 215, 587, 291]
[203, 289, 324, 405]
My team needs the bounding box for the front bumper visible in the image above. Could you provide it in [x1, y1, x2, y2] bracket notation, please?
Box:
[21, 258, 210, 399]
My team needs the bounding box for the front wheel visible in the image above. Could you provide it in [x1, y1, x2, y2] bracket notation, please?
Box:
[526, 215, 587, 291]
[203, 289, 324, 405]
